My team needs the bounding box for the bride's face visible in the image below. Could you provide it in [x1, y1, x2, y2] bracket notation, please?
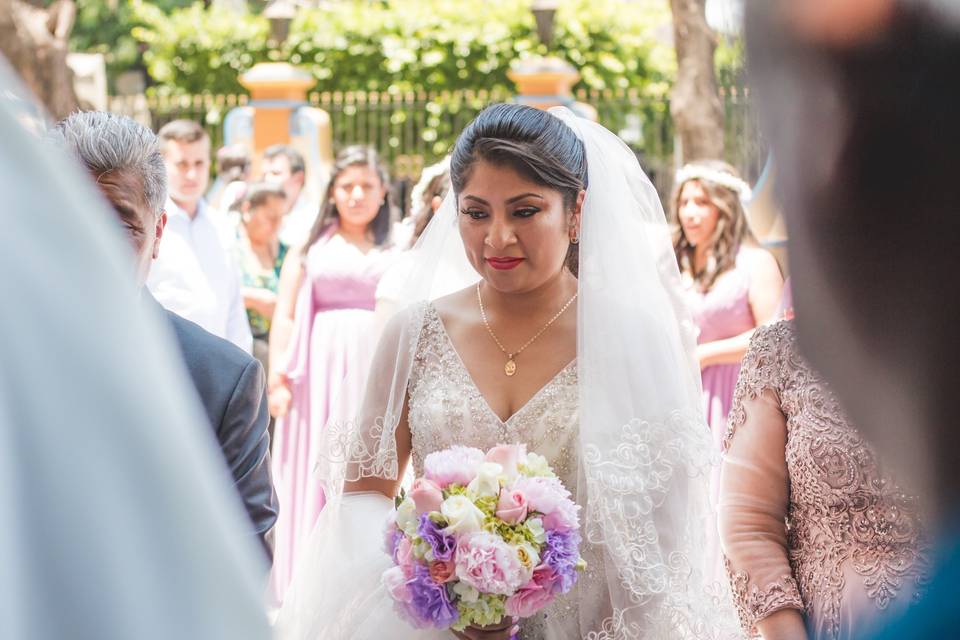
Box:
[458, 159, 580, 293]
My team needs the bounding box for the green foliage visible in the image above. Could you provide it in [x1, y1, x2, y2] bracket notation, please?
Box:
[286, 0, 536, 92]
[131, 0, 272, 95]
[69, 0, 194, 90]
[552, 0, 674, 96]
[715, 36, 746, 88]
[128, 0, 677, 96]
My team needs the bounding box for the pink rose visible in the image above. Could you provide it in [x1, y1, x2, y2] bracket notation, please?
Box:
[423, 446, 485, 488]
[383, 513, 400, 556]
[396, 535, 414, 570]
[383, 567, 413, 602]
[513, 477, 580, 531]
[495, 488, 529, 524]
[455, 531, 528, 595]
[383, 565, 413, 603]
[541, 499, 580, 532]
[485, 444, 527, 478]
[428, 559, 456, 584]
[409, 477, 444, 515]
[504, 564, 560, 618]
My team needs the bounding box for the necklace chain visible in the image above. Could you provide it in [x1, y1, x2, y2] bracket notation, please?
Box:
[476, 281, 577, 376]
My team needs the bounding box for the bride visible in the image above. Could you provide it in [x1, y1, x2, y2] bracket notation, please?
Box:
[275, 104, 742, 639]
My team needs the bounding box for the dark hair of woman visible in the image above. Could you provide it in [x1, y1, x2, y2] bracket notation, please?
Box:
[241, 181, 286, 210]
[411, 167, 450, 241]
[450, 103, 588, 275]
[303, 145, 394, 252]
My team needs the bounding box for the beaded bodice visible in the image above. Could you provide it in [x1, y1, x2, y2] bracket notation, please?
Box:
[408, 304, 580, 486]
[407, 304, 584, 637]
[725, 321, 929, 638]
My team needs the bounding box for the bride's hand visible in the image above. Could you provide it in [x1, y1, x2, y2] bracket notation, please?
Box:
[451, 618, 519, 640]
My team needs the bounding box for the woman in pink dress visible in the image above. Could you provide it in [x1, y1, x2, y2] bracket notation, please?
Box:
[267, 146, 397, 603]
[672, 161, 783, 449]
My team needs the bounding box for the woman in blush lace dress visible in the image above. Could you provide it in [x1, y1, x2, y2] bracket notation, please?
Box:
[718, 314, 930, 639]
[266, 146, 398, 604]
[274, 104, 743, 639]
[672, 162, 783, 449]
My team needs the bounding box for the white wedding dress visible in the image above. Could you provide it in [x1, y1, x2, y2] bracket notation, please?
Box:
[275, 106, 744, 640]
[275, 302, 597, 638]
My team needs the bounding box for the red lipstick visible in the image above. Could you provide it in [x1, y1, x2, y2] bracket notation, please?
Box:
[486, 257, 524, 270]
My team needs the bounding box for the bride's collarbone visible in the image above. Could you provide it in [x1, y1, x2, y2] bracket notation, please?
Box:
[432, 297, 575, 421]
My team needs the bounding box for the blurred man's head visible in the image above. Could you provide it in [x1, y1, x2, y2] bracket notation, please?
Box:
[262, 144, 306, 209]
[746, 0, 960, 516]
[216, 144, 251, 183]
[158, 120, 210, 212]
[50, 111, 168, 287]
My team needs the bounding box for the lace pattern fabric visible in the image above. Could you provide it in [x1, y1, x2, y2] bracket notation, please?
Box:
[726, 563, 804, 633]
[721, 321, 929, 639]
[406, 304, 740, 639]
[408, 304, 594, 638]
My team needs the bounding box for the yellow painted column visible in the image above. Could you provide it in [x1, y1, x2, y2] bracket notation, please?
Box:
[508, 57, 596, 120]
[239, 62, 315, 159]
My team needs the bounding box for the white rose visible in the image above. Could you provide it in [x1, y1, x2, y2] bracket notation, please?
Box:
[513, 540, 540, 575]
[525, 517, 546, 544]
[414, 539, 433, 562]
[453, 581, 480, 603]
[396, 497, 419, 537]
[518, 452, 555, 478]
[441, 494, 486, 535]
[466, 462, 503, 498]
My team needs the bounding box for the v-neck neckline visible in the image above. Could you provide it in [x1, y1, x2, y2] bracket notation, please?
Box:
[427, 303, 576, 425]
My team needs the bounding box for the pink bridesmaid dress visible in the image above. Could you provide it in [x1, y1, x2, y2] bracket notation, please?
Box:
[269, 228, 395, 604]
[685, 250, 757, 448]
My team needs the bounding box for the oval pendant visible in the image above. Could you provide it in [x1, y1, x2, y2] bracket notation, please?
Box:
[504, 359, 517, 377]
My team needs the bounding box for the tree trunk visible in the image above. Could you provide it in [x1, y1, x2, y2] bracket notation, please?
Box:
[669, 0, 725, 163]
[0, 0, 79, 120]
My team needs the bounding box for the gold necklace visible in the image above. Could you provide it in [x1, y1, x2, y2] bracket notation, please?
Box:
[476, 281, 578, 377]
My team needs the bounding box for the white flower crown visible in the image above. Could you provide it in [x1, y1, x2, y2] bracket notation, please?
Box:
[675, 164, 753, 203]
[409, 156, 451, 213]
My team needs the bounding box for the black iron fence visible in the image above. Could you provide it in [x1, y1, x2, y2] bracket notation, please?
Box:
[107, 87, 763, 209]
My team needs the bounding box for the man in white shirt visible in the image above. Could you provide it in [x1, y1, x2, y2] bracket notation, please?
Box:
[147, 119, 252, 352]
[262, 144, 318, 248]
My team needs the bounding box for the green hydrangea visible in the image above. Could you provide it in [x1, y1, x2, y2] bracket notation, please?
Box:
[452, 591, 507, 632]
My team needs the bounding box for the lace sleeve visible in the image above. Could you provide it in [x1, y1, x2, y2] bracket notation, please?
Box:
[727, 567, 804, 634]
[718, 321, 805, 634]
[314, 302, 428, 495]
[723, 322, 789, 453]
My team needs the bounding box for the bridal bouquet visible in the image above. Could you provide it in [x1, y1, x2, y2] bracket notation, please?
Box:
[382, 444, 584, 633]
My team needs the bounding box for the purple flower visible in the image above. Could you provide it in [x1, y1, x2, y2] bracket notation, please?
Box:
[418, 513, 457, 561]
[388, 528, 404, 563]
[408, 564, 459, 628]
[541, 529, 581, 594]
[383, 510, 402, 558]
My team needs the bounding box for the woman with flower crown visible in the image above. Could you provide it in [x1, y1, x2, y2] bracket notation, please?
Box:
[274, 104, 744, 639]
[671, 161, 784, 451]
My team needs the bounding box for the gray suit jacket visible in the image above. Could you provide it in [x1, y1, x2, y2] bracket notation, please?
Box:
[152, 295, 279, 562]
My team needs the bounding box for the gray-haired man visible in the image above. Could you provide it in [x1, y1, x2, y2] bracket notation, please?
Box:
[49, 111, 278, 562]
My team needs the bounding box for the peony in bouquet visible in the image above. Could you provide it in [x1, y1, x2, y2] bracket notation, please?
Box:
[382, 444, 584, 633]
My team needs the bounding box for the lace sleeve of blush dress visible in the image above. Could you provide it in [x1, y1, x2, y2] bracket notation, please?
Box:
[718, 323, 805, 635]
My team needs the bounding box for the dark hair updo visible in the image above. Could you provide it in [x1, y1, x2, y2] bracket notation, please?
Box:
[450, 103, 588, 274]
